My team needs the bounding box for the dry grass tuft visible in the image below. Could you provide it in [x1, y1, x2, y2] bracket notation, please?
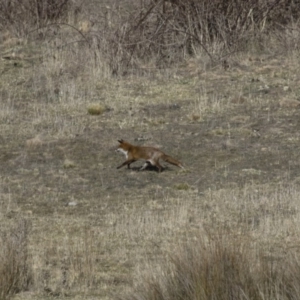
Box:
[126, 230, 300, 300]
[25, 135, 43, 150]
[174, 183, 190, 191]
[114, 182, 300, 300]
[0, 219, 32, 300]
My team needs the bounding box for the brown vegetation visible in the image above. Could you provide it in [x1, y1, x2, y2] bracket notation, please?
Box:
[0, 0, 300, 299]
[125, 229, 300, 300]
[0, 219, 32, 300]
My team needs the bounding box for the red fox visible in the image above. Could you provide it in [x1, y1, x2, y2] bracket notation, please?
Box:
[116, 139, 184, 172]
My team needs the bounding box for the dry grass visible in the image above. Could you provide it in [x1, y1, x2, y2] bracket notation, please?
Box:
[123, 184, 300, 300]
[2, 44, 300, 299]
[128, 232, 300, 300]
[1, 1, 300, 300]
[0, 219, 32, 300]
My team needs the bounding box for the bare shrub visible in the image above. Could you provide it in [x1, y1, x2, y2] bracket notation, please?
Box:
[1, 0, 298, 75]
[0, 219, 33, 300]
[93, 0, 300, 75]
[124, 231, 300, 300]
[0, 0, 74, 34]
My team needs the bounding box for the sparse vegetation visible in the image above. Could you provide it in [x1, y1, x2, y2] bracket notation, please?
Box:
[125, 229, 300, 300]
[0, 0, 74, 36]
[1, 0, 300, 299]
[0, 219, 32, 300]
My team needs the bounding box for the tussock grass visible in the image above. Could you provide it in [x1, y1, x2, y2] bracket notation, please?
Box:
[29, 225, 105, 297]
[0, 219, 32, 300]
[127, 231, 300, 300]
[122, 183, 300, 300]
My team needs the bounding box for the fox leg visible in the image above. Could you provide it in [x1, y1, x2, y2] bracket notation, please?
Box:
[155, 161, 164, 172]
[117, 159, 136, 169]
[139, 160, 163, 172]
[140, 161, 151, 171]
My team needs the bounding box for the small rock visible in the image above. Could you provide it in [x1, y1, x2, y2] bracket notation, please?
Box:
[87, 103, 106, 115]
[63, 159, 76, 168]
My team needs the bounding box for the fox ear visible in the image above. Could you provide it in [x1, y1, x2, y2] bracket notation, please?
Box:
[118, 139, 124, 144]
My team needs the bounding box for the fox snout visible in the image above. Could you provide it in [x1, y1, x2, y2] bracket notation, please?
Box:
[116, 147, 128, 158]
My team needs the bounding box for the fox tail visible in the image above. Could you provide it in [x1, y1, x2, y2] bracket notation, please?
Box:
[162, 154, 184, 169]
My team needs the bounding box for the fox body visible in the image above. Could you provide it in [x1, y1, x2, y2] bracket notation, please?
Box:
[116, 139, 184, 172]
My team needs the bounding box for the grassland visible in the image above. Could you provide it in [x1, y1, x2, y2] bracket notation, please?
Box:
[1, 2, 300, 299]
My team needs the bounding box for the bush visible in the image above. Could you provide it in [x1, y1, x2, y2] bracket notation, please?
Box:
[124, 232, 300, 300]
[0, 0, 72, 34]
[0, 219, 33, 300]
[94, 0, 300, 75]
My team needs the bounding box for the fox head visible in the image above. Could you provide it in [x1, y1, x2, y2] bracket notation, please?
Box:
[116, 139, 129, 158]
